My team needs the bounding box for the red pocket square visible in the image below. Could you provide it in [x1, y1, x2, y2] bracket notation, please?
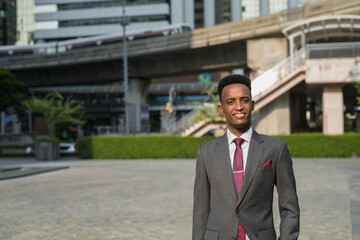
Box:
[262, 158, 272, 168]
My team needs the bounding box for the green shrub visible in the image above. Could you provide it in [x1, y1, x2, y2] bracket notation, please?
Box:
[76, 135, 214, 159]
[76, 133, 360, 159]
[275, 132, 360, 158]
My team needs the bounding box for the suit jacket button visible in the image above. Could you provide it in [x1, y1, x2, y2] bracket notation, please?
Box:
[235, 209, 239, 214]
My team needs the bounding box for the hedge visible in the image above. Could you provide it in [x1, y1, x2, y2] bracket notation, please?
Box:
[275, 132, 360, 158]
[76, 135, 214, 159]
[76, 133, 360, 159]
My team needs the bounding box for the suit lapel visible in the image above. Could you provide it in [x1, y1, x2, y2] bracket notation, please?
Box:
[237, 130, 264, 206]
[216, 134, 238, 203]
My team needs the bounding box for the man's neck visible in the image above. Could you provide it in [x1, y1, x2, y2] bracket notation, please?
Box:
[228, 125, 251, 137]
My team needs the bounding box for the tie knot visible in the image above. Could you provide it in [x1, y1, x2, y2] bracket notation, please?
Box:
[234, 138, 245, 147]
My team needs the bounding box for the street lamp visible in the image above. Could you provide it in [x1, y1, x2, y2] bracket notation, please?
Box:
[120, 6, 130, 135]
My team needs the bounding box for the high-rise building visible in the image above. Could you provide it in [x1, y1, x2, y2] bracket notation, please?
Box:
[33, 0, 304, 43]
[0, 0, 7, 45]
[16, 0, 36, 45]
[1, 0, 16, 45]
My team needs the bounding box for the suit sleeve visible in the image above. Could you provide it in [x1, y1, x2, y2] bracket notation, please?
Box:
[192, 145, 210, 240]
[275, 142, 300, 240]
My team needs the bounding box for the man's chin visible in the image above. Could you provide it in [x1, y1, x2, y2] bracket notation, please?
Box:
[230, 122, 251, 130]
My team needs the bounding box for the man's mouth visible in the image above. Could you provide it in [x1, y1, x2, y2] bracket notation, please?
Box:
[233, 112, 246, 119]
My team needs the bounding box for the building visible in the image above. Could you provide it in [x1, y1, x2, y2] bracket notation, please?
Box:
[4, 0, 358, 138]
[0, 0, 17, 45]
[15, 0, 36, 45]
[33, 0, 304, 42]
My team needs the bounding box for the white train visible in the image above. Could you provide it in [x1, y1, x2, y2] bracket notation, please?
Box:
[0, 23, 192, 57]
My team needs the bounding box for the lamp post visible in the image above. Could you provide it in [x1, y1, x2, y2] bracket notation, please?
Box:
[120, 6, 130, 135]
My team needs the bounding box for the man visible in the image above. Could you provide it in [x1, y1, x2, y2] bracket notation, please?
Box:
[193, 74, 300, 240]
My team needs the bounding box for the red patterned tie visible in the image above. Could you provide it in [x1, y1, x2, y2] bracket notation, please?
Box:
[233, 138, 246, 240]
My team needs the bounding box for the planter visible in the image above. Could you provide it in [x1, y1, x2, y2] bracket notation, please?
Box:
[35, 141, 60, 160]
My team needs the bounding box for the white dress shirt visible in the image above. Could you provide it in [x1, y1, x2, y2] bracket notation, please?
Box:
[227, 126, 253, 172]
[226, 126, 253, 240]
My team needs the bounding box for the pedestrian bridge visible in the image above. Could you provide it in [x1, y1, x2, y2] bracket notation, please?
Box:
[171, 41, 360, 136]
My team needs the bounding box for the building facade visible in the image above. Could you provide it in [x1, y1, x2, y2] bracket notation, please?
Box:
[15, 0, 36, 45]
[33, 0, 303, 42]
[0, 0, 17, 45]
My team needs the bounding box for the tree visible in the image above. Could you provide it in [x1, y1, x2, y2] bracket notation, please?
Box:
[23, 91, 85, 138]
[356, 81, 360, 105]
[0, 68, 27, 116]
[191, 83, 226, 124]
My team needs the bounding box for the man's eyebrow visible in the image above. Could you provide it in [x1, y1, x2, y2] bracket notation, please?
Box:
[225, 97, 235, 101]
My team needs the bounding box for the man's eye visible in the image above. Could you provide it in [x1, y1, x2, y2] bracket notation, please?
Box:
[227, 100, 234, 104]
[242, 99, 249, 103]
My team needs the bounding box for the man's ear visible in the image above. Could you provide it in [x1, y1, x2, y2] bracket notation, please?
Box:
[251, 101, 255, 111]
[218, 104, 224, 115]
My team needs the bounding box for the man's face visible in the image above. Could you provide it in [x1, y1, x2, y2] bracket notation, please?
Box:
[218, 83, 255, 135]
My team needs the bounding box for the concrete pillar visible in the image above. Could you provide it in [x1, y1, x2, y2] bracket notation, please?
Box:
[260, 0, 269, 16]
[128, 79, 150, 104]
[204, 0, 215, 27]
[127, 79, 150, 133]
[184, 0, 194, 29]
[289, 36, 295, 71]
[247, 38, 287, 78]
[253, 92, 291, 135]
[170, 0, 184, 24]
[13, 114, 21, 134]
[322, 85, 344, 135]
[231, 0, 242, 21]
[289, 36, 294, 58]
[301, 32, 306, 49]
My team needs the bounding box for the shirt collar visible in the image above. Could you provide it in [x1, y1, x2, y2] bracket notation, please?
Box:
[227, 126, 253, 145]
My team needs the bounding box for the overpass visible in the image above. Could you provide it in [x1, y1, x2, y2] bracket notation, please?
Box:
[1, 0, 360, 136]
[172, 41, 360, 137]
[0, 0, 360, 87]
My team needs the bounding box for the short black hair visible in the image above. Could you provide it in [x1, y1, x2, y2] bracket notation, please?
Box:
[217, 74, 251, 101]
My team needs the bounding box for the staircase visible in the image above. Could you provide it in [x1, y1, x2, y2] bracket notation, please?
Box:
[252, 48, 306, 110]
[167, 48, 306, 136]
[166, 107, 201, 135]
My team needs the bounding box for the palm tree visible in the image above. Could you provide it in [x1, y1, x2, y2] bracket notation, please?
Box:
[191, 83, 225, 124]
[23, 91, 85, 138]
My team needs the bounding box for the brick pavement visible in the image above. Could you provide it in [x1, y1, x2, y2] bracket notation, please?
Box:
[0, 158, 358, 240]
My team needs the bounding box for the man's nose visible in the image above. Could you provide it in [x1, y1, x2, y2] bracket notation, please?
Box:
[235, 100, 243, 110]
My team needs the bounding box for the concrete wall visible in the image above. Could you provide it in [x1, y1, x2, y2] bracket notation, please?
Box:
[253, 92, 290, 135]
[306, 58, 354, 84]
[247, 38, 287, 79]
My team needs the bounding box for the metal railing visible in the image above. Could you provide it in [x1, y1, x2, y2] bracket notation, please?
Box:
[252, 48, 306, 99]
[96, 125, 126, 135]
[0, 135, 34, 146]
[167, 40, 360, 135]
[166, 106, 201, 135]
[307, 41, 360, 59]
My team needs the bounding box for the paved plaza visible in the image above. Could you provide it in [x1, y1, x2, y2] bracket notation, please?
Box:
[0, 157, 359, 240]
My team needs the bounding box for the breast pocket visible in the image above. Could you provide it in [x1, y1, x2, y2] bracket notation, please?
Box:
[256, 166, 273, 173]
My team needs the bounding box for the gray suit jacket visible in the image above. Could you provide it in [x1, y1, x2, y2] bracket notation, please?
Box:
[193, 130, 300, 240]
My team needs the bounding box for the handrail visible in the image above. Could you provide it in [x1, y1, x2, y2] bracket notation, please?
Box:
[166, 106, 201, 135]
[252, 48, 306, 99]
